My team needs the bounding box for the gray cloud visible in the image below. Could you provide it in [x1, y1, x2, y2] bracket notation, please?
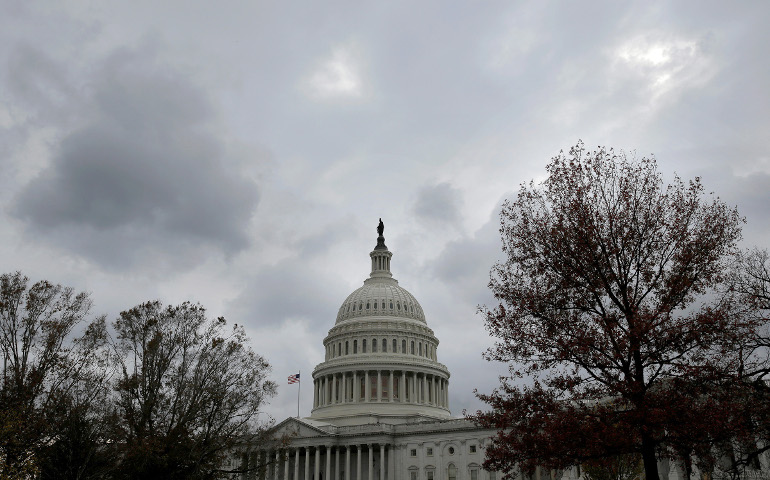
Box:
[412, 182, 463, 226]
[10, 45, 260, 269]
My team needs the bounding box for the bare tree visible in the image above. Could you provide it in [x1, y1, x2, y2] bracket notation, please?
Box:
[0, 271, 107, 478]
[110, 301, 277, 480]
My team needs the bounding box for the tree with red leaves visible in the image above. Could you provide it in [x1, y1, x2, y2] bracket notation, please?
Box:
[472, 143, 750, 480]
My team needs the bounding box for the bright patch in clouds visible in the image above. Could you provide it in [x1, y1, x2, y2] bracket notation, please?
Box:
[614, 33, 715, 103]
[305, 45, 364, 100]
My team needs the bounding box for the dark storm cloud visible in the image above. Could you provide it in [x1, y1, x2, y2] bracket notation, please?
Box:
[11, 46, 260, 268]
[412, 183, 463, 226]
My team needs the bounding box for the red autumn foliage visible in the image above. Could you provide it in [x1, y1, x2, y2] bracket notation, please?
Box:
[470, 143, 753, 480]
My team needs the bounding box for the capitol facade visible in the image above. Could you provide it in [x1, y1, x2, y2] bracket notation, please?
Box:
[244, 223, 499, 480]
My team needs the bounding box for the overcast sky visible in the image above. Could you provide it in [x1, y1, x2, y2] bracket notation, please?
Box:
[2, 1, 769, 422]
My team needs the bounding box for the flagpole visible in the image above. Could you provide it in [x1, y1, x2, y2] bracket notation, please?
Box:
[297, 370, 301, 418]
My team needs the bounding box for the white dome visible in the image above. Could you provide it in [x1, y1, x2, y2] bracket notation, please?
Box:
[310, 222, 451, 425]
[335, 278, 425, 324]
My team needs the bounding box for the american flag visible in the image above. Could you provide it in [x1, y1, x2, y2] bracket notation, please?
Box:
[288, 373, 300, 384]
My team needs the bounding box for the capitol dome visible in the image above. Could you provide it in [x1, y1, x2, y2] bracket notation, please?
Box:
[310, 220, 451, 425]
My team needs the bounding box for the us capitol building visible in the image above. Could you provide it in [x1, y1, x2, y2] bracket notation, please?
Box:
[245, 221, 500, 480]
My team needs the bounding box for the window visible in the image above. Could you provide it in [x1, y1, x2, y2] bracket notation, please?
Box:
[382, 301, 385, 309]
[363, 339, 367, 353]
[448, 447, 455, 455]
[411, 341, 415, 354]
[372, 339, 377, 353]
[382, 339, 387, 352]
[370, 375, 377, 399]
[393, 339, 397, 352]
[419, 343, 422, 356]
[426, 447, 433, 456]
[402, 339, 406, 353]
[390, 301, 394, 309]
[427, 471, 434, 480]
[353, 340, 358, 354]
[366, 301, 370, 310]
[470, 445, 477, 453]
[470, 470, 478, 480]
[360, 376, 365, 400]
[489, 472, 497, 480]
[374, 300, 377, 309]
[393, 375, 399, 399]
[381, 375, 388, 399]
[345, 341, 349, 355]
[410, 471, 418, 480]
[410, 449, 417, 457]
[448, 464, 457, 480]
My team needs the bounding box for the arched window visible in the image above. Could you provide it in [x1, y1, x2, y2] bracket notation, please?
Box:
[382, 301, 385, 309]
[390, 301, 394, 309]
[372, 339, 377, 353]
[374, 300, 377, 310]
[345, 341, 349, 355]
[419, 343, 422, 356]
[353, 340, 358, 354]
[411, 341, 415, 355]
[393, 339, 397, 352]
[402, 339, 406, 353]
[363, 339, 367, 353]
[366, 301, 370, 310]
[338, 342, 341, 356]
[448, 463, 457, 480]
[382, 339, 387, 352]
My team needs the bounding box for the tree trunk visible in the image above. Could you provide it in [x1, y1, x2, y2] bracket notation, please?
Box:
[641, 433, 660, 480]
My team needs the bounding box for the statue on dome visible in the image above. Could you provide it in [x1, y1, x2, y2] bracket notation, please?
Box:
[377, 218, 384, 237]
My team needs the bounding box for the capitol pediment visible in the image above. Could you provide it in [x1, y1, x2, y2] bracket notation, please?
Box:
[272, 417, 335, 440]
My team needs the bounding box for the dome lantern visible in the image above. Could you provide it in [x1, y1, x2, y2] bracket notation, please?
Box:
[370, 218, 393, 279]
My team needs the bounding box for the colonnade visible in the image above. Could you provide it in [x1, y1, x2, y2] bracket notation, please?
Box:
[313, 370, 449, 409]
[246, 444, 389, 480]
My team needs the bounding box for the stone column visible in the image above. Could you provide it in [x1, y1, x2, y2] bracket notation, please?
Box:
[322, 377, 327, 405]
[356, 445, 362, 480]
[346, 446, 351, 480]
[377, 371, 382, 401]
[284, 450, 290, 480]
[368, 444, 373, 480]
[365, 372, 370, 402]
[305, 448, 310, 480]
[315, 448, 320, 480]
[274, 450, 280, 480]
[336, 446, 340, 480]
[380, 444, 385, 480]
[389, 371, 394, 402]
[294, 448, 300, 480]
[326, 446, 331, 480]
